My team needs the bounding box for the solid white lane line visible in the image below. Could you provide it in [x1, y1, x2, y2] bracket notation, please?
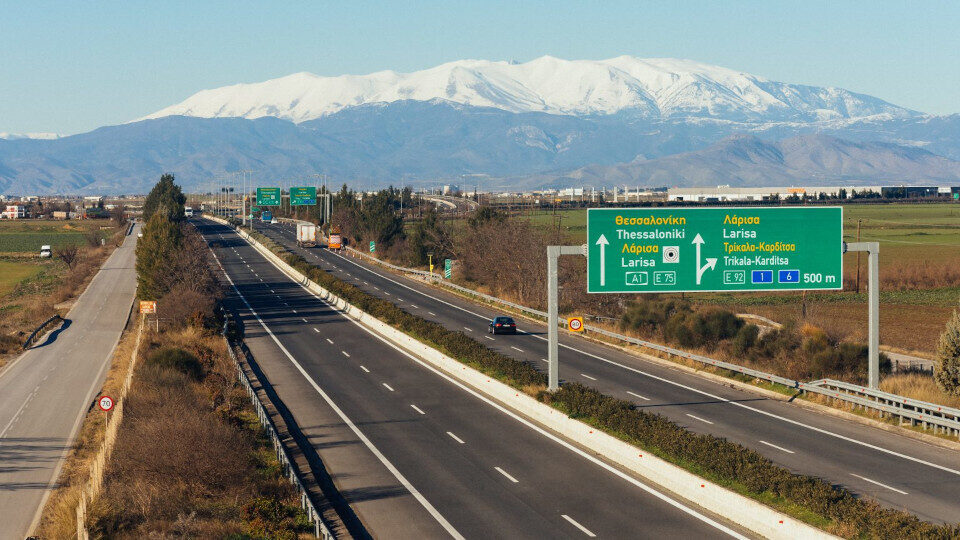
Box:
[686, 414, 714, 425]
[758, 440, 795, 454]
[382, 383, 394, 392]
[494, 466, 519, 483]
[240, 223, 745, 538]
[326, 338, 334, 344]
[510, 346, 524, 353]
[360, 365, 370, 373]
[316, 241, 960, 477]
[484, 336, 495, 341]
[580, 373, 597, 381]
[851, 473, 909, 495]
[342, 351, 350, 358]
[627, 391, 651, 401]
[410, 404, 426, 415]
[561, 515, 596, 537]
[447, 432, 465, 444]
[206, 248, 463, 540]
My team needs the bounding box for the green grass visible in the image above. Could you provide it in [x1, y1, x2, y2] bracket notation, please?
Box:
[0, 260, 44, 296]
[0, 220, 113, 253]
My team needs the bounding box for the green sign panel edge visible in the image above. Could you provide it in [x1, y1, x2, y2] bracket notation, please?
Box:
[586, 207, 843, 294]
[256, 187, 281, 206]
[290, 186, 317, 206]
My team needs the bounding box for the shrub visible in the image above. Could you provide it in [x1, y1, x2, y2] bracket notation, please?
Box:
[935, 304, 960, 396]
[240, 225, 959, 538]
[145, 347, 203, 381]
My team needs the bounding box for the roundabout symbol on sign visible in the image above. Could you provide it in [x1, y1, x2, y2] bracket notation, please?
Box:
[98, 395, 114, 412]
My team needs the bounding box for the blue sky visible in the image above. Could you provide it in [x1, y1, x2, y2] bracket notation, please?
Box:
[2, 1, 958, 135]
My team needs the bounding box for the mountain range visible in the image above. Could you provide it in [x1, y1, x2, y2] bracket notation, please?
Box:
[1, 56, 958, 194]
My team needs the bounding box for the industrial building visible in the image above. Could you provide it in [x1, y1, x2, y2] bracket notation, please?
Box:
[665, 185, 957, 202]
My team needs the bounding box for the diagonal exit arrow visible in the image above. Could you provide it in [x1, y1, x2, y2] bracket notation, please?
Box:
[595, 233, 609, 286]
[693, 233, 717, 285]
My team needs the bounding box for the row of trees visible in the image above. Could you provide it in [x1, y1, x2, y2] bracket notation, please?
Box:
[136, 174, 219, 327]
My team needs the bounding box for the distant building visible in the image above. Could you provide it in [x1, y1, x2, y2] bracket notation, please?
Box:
[666, 186, 882, 202]
[3, 205, 27, 219]
[20, 196, 39, 203]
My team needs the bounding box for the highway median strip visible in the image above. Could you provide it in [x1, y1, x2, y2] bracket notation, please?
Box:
[219, 216, 960, 539]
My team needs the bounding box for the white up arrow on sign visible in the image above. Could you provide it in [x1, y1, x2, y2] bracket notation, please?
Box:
[693, 233, 717, 284]
[595, 234, 609, 286]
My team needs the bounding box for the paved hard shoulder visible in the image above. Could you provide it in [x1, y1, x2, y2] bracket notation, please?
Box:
[0, 224, 140, 540]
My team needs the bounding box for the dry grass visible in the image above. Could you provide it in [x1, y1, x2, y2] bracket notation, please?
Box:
[0, 228, 124, 367]
[880, 373, 960, 409]
[81, 327, 309, 538]
[35, 315, 142, 539]
[738, 302, 953, 353]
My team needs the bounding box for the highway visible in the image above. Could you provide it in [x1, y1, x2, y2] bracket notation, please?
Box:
[199, 219, 746, 539]
[256, 219, 960, 525]
[0, 223, 139, 540]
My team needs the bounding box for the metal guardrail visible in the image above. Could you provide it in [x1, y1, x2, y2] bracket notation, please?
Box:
[272, 218, 960, 440]
[22, 314, 63, 349]
[221, 316, 335, 539]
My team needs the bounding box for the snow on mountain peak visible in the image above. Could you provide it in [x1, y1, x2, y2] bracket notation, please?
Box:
[140, 56, 916, 124]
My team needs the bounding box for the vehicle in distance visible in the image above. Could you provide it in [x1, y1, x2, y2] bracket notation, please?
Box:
[297, 223, 318, 247]
[489, 316, 517, 334]
[185, 206, 194, 217]
[328, 225, 342, 250]
[39, 244, 51, 258]
[261, 210, 273, 222]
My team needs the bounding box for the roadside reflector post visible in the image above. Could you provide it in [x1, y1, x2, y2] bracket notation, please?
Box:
[845, 242, 880, 388]
[547, 244, 588, 392]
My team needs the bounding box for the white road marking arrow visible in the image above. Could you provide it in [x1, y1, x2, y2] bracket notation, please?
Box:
[693, 233, 717, 285]
[595, 234, 609, 286]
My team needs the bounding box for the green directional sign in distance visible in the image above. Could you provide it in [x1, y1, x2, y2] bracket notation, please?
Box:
[444, 259, 452, 279]
[587, 207, 842, 293]
[256, 188, 281, 206]
[290, 186, 317, 206]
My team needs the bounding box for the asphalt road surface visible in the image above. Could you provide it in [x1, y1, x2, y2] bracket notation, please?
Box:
[0, 223, 139, 540]
[256, 219, 960, 525]
[200, 219, 746, 539]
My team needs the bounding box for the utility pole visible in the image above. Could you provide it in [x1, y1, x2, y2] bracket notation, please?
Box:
[855, 219, 862, 293]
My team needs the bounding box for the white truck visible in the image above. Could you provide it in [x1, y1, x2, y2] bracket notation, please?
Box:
[296, 223, 318, 247]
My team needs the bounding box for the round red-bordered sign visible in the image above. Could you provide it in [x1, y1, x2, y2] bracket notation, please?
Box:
[568, 317, 584, 332]
[97, 395, 114, 412]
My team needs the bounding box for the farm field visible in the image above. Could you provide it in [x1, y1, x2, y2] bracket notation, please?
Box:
[0, 260, 45, 296]
[0, 220, 114, 253]
[522, 203, 960, 353]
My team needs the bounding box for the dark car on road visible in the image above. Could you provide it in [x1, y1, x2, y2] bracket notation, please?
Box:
[488, 316, 517, 334]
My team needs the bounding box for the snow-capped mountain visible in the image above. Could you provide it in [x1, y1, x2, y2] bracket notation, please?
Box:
[141, 56, 917, 124]
[0, 132, 62, 140]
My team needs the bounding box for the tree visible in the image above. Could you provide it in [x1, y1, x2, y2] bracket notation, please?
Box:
[135, 211, 184, 299]
[935, 303, 960, 396]
[56, 244, 80, 269]
[143, 173, 186, 222]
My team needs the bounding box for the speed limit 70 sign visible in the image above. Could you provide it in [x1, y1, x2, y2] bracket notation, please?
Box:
[567, 316, 584, 332]
[97, 395, 114, 411]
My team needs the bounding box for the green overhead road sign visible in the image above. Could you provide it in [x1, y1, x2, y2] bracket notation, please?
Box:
[587, 207, 842, 293]
[290, 186, 317, 206]
[256, 187, 281, 206]
[444, 259, 452, 279]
